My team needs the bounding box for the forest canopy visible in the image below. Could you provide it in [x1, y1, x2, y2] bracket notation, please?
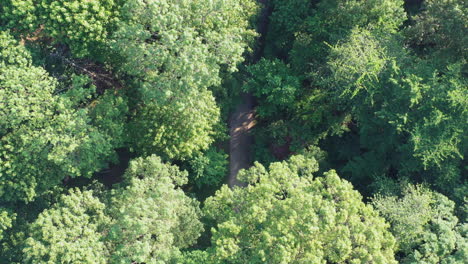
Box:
[0, 0, 466, 263]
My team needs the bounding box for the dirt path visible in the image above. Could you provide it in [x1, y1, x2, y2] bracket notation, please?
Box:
[228, 0, 271, 187]
[228, 93, 256, 187]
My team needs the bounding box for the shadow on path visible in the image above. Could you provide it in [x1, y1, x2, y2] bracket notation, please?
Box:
[227, 0, 271, 188]
[228, 93, 256, 187]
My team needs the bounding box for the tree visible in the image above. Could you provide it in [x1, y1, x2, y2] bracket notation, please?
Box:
[289, 0, 406, 71]
[88, 90, 129, 150]
[243, 0, 408, 164]
[129, 88, 220, 160]
[110, 0, 258, 103]
[1, 0, 119, 57]
[110, 0, 258, 160]
[243, 58, 300, 119]
[188, 147, 228, 188]
[373, 185, 467, 263]
[404, 0, 467, 65]
[23, 188, 109, 264]
[264, 0, 316, 58]
[106, 155, 204, 263]
[203, 155, 397, 263]
[325, 28, 467, 193]
[179, 250, 213, 264]
[0, 0, 37, 34]
[0, 30, 32, 66]
[0, 208, 15, 241]
[21, 156, 204, 263]
[0, 31, 114, 202]
[286, 0, 407, 143]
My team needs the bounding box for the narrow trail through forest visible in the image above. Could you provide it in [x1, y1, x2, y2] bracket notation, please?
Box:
[228, 93, 255, 187]
[228, 0, 271, 187]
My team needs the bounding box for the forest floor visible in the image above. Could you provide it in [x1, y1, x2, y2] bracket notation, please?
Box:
[228, 93, 255, 187]
[228, 0, 271, 187]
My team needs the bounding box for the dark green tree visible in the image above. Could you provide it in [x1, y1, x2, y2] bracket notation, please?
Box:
[243, 58, 300, 118]
[188, 147, 228, 188]
[326, 28, 467, 193]
[404, 0, 467, 65]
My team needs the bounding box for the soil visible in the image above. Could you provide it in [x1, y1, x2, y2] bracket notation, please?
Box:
[227, 0, 271, 187]
[228, 93, 256, 187]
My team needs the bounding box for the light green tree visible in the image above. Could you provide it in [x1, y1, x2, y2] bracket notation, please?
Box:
[129, 88, 220, 160]
[373, 185, 467, 263]
[23, 188, 109, 264]
[0, 31, 114, 202]
[0, 208, 15, 241]
[21, 156, 204, 263]
[106, 155, 204, 263]
[111, 0, 257, 160]
[1, 0, 118, 57]
[111, 0, 257, 103]
[0, 0, 37, 33]
[204, 155, 397, 263]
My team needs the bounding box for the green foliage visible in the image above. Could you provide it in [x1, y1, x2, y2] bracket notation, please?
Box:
[188, 147, 228, 188]
[204, 155, 397, 263]
[249, 0, 408, 163]
[327, 28, 388, 102]
[20, 156, 203, 263]
[373, 185, 468, 263]
[243, 58, 300, 118]
[0, 185, 65, 263]
[0, 30, 32, 66]
[1, 1, 466, 263]
[264, 0, 315, 57]
[0, 32, 114, 202]
[179, 250, 212, 264]
[111, 0, 258, 103]
[0, 208, 15, 241]
[42, 0, 118, 57]
[404, 0, 467, 65]
[60, 74, 96, 108]
[112, 0, 257, 161]
[325, 28, 467, 191]
[0, 61, 55, 134]
[89, 90, 129, 149]
[107, 155, 203, 263]
[0, 0, 37, 33]
[1, 0, 118, 57]
[289, 0, 406, 71]
[409, 64, 467, 169]
[23, 188, 109, 264]
[130, 88, 220, 160]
